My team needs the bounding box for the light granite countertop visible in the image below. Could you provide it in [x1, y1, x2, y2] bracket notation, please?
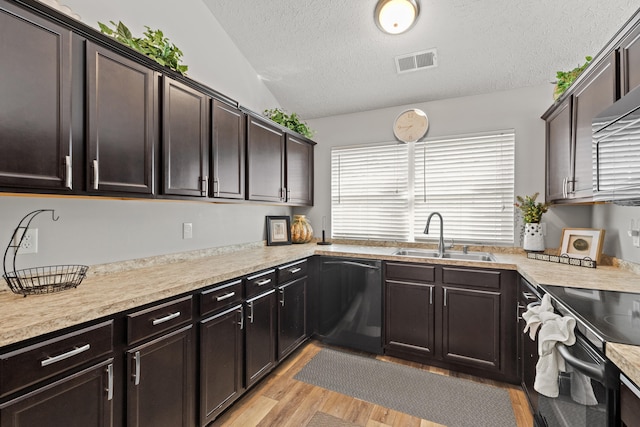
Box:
[3, 241, 640, 386]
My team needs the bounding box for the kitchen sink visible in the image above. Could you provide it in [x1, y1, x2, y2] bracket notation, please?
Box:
[392, 248, 496, 262]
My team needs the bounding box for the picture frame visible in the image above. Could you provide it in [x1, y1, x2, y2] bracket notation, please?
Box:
[559, 228, 605, 263]
[266, 216, 291, 246]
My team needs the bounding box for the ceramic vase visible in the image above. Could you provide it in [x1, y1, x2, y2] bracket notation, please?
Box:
[523, 223, 545, 252]
[291, 215, 313, 243]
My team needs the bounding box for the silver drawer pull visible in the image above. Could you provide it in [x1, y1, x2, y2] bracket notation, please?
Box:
[152, 311, 181, 325]
[64, 155, 72, 189]
[106, 363, 114, 401]
[256, 278, 272, 286]
[41, 344, 91, 367]
[288, 267, 302, 274]
[92, 159, 99, 190]
[216, 292, 236, 302]
[133, 351, 141, 386]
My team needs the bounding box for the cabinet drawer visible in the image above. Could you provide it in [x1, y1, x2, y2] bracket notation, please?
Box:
[127, 296, 193, 345]
[385, 262, 436, 283]
[0, 320, 113, 397]
[442, 267, 501, 289]
[277, 259, 307, 284]
[245, 269, 276, 299]
[200, 279, 243, 316]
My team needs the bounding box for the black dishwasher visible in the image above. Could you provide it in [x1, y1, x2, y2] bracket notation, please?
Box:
[315, 257, 382, 354]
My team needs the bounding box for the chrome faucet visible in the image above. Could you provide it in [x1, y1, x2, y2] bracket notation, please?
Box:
[424, 212, 445, 257]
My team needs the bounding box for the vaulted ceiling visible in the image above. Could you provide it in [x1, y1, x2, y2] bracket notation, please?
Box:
[202, 0, 639, 119]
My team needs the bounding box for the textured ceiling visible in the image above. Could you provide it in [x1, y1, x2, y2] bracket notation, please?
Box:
[202, 0, 639, 119]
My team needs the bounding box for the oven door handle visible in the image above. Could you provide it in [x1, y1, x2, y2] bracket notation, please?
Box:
[556, 343, 606, 383]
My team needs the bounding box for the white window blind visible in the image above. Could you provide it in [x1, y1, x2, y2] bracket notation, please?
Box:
[331, 130, 515, 244]
[331, 143, 409, 240]
[414, 131, 515, 244]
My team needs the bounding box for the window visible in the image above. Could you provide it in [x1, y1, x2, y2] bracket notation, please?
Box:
[331, 130, 515, 244]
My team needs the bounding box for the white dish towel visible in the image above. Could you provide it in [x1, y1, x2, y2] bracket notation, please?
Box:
[523, 293, 576, 397]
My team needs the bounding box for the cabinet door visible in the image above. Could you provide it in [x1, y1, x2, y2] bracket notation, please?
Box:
[277, 277, 307, 360]
[442, 287, 500, 370]
[162, 77, 210, 197]
[620, 22, 640, 97]
[211, 100, 245, 199]
[245, 290, 277, 387]
[86, 42, 155, 195]
[247, 116, 285, 202]
[0, 359, 113, 427]
[384, 280, 434, 359]
[545, 97, 572, 202]
[200, 305, 244, 426]
[0, 1, 72, 191]
[285, 135, 314, 205]
[571, 52, 616, 199]
[127, 326, 194, 427]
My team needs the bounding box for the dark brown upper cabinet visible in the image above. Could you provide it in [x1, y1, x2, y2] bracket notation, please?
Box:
[211, 101, 245, 200]
[246, 116, 286, 203]
[0, 0, 72, 191]
[162, 77, 210, 198]
[86, 42, 155, 195]
[543, 52, 616, 203]
[285, 134, 314, 206]
[620, 21, 640, 97]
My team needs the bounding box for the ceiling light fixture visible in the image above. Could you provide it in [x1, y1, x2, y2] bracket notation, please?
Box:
[374, 0, 419, 35]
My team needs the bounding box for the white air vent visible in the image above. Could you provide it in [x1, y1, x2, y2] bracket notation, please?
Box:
[395, 49, 438, 74]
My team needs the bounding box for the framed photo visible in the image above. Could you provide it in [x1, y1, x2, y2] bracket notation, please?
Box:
[560, 228, 605, 263]
[266, 216, 291, 246]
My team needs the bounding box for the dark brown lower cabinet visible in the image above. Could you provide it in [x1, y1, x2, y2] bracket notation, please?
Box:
[385, 280, 435, 358]
[245, 289, 277, 387]
[0, 359, 113, 427]
[277, 277, 307, 360]
[126, 325, 194, 427]
[200, 304, 244, 426]
[441, 286, 500, 369]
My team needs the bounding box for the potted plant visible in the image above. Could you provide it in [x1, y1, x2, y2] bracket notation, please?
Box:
[515, 192, 550, 251]
[264, 108, 314, 139]
[553, 56, 592, 101]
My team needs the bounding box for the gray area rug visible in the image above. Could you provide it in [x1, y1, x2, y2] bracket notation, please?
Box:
[294, 348, 516, 427]
[306, 412, 359, 427]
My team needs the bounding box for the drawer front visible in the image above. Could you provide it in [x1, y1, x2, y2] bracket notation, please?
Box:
[200, 279, 243, 316]
[385, 262, 436, 283]
[0, 320, 113, 397]
[127, 296, 193, 345]
[245, 269, 276, 299]
[442, 267, 501, 289]
[277, 259, 308, 284]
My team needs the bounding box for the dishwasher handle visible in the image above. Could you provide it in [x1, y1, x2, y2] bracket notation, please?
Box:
[556, 342, 606, 383]
[322, 260, 380, 270]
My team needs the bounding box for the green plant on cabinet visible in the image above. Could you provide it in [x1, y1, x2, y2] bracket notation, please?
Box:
[264, 108, 315, 139]
[553, 56, 592, 100]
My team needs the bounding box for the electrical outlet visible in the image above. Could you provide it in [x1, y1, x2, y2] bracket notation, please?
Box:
[14, 228, 38, 254]
[183, 223, 193, 239]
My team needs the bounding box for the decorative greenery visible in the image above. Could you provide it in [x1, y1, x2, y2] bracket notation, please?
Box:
[553, 56, 592, 100]
[98, 21, 188, 75]
[264, 108, 314, 139]
[515, 192, 550, 223]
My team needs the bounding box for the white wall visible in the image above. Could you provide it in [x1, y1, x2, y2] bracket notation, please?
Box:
[0, 0, 289, 267]
[300, 84, 592, 249]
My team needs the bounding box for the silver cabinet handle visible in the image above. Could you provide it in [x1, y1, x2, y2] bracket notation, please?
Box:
[152, 311, 181, 325]
[64, 155, 72, 189]
[216, 292, 236, 302]
[92, 159, 99, 190]
[248, 301, 254, 324]
[106, 363, 113, 401]
[443, 288, 448, 307]
[429, 286, 433, 305]
[562, 177, 568, 199]
[279, 288, 285, 307]
[133, 351, 141, 386]
[286, 189, 291, 202]
[41, 344, 91, 367]
[238, 306, 244, 330]
[256, 278, 272, 286]
[213, 177, 219, 197]
[201, 176, 209, 197]
[522, 292, 538, 301]
[288, 267, 302, 274]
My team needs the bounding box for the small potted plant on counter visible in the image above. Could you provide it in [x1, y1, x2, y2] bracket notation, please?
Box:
[515, 192, 550, 252]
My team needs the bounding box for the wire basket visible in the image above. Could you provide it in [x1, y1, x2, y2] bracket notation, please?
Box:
[3, 210, 88, 296]
[3, 265, 88, 296]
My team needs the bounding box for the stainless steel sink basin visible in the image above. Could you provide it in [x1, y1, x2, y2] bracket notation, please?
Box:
[392, 249, 496, 262]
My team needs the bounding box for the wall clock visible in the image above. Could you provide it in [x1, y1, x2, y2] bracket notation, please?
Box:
[393, 108, 429, 143]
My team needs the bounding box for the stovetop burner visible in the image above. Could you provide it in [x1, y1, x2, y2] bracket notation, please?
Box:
[541, 285, 640, 348]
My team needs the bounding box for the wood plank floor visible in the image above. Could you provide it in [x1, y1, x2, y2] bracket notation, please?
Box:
[212, 341, 534, 427]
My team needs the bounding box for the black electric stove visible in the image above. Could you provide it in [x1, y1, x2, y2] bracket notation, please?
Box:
[541, 285, 640, 352]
